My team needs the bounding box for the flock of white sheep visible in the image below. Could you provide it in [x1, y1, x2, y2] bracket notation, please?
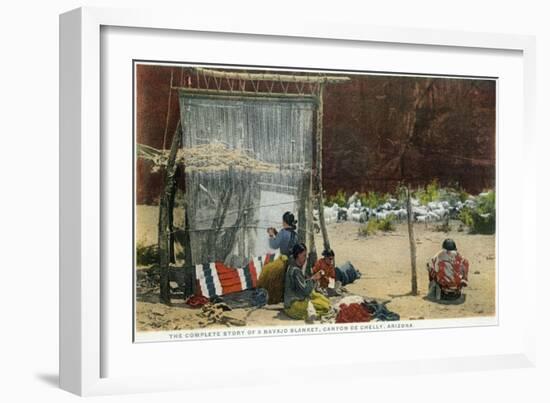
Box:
[315, 191, 488, 225]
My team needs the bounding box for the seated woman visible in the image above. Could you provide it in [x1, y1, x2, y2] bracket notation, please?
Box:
[426, 238, 470, 301]
[267, 211, 298, 257]
[312, 248, 337, 295]
[257, 254, 289, 305]
[284, 243, 331, 322]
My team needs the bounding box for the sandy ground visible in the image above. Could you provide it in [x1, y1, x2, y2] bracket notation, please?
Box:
[136, 205, 184, 247]
[135, 205, 495, 332]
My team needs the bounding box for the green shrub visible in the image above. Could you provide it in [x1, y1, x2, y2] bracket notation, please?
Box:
[470, 211, 496, 234]
[358, 223, 373, 237]
[358, 191, 390, 209]
[459, 189, 470, 203]
[444, 182, 470, 203]
[414, 179, 441, 205]
[325, 189, 347, 207]
[136, 242, 160, 266]
[477, 190, 496, 215]
[458, 190, 496, 234]
[378, 214, 396, 232]
[458, 208, 474, 227]
[359, 214, 396, 236]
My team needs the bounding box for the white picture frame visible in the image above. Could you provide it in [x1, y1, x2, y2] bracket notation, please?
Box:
[59, 6, 537, 396]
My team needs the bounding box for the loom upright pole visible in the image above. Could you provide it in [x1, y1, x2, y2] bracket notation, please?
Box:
[315, 84, 331, 252]
[158, 121, 182, 305]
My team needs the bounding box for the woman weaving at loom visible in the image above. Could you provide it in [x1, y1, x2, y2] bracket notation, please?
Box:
[267, 211, 298, 257]
[284, 243, 331, 322]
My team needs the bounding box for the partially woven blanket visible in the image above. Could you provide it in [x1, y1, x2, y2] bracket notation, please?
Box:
[195, 253, 280, 298]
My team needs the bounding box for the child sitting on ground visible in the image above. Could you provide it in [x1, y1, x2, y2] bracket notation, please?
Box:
[312, 248, 339, 296]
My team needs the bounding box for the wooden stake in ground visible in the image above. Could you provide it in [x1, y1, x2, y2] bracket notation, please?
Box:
[406, 186, 418, 295]
[305, 166, 317, 276]
[315, 84, 331, 252]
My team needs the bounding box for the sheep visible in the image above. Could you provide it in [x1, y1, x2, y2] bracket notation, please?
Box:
[416, 215, 427, 223]
[315, 188, 478, 227]
[323, 206, 338, 224]
[413, 206, 428, 216]
[350, 211, 362, 222]
[426, 211, 440, 221]
[375, 210, 390, 220]
[427, 201, 444, 211]
[337, 208, 348, 222]
[359, 207, 370, 223]
[394, 208, 408, 221]
[351, 207, 368, 222]
[430, 207, 448, 220]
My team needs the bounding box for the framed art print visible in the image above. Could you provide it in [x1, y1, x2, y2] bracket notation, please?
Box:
[132, 61, 497, 343]
[60, 7, 536, 396]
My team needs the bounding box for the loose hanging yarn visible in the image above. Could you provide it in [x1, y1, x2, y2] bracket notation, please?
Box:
[336, 303, 372, 323]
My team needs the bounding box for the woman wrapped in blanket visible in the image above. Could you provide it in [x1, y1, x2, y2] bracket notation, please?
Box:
[426, 238, 470, 301]
[267, 211, 298, 257]
[284, 243, 331, 322]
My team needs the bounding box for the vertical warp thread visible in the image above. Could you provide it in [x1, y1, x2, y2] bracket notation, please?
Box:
[179, 95, 314, 264]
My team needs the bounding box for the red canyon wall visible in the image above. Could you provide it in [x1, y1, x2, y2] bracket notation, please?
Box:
[136, 65, 495, 204]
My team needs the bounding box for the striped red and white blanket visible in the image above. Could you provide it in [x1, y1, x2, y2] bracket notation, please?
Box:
[195, 253, 280, 298]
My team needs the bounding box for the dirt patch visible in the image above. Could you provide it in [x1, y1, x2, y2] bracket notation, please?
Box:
[135, 206, 495, 332]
